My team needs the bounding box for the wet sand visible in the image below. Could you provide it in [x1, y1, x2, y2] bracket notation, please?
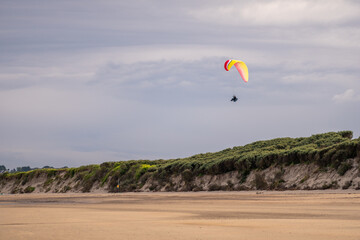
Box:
[1, 191, 360, 240]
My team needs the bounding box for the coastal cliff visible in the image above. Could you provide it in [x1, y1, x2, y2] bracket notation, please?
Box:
[1, 131, 359, 194]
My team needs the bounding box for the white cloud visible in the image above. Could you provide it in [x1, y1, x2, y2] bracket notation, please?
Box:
[333, 89, 360, 103]
[189, 0, 360, 26]
[281, 72, 359, 86]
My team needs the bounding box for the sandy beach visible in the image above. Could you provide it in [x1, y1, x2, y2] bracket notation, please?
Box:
[1, 191, 360, 240]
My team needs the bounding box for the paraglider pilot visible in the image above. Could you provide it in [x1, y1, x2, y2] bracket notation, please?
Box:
[231, 95, 238, 102]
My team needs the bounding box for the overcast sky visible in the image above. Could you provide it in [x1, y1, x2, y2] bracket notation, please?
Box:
[1, 0, 359, 169]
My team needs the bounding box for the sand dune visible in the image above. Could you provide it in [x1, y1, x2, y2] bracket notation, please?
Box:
[1, 191, 360, 240]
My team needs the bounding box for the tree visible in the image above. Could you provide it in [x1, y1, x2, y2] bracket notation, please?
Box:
[16, 166, 31, 172]
[42, 166, 54, 169]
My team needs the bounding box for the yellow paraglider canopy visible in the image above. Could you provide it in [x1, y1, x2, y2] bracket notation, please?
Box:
[224, 59, 249, 83]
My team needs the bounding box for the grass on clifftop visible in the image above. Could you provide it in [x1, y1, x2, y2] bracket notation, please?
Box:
[1, 131, 359, 193]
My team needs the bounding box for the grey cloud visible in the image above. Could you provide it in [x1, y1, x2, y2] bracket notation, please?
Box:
[0, 1, 359, 169]
[189, 0, 360, 26]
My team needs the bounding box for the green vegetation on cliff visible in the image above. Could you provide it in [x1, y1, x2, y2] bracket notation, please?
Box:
[1, 131, 359, 193]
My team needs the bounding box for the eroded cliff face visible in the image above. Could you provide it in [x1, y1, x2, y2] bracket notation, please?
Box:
[1, 158, 359, 194]
[140, 158, 360, 192]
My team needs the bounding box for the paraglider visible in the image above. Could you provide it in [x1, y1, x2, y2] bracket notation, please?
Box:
[224, 59, 248, 82]
[224, 59, 248, 102]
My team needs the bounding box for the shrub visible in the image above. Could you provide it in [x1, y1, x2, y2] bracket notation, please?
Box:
[11, 187, 20, 194]
[43, 178, 54, 187]
[321, 181, 338, 190]
[181, 169, 193, 183]
[339, 131, 353, 139]
[208, 184, 222, 191]
[337, 162, 352, 176]
[254, 173, 268, 190]
[227, 180, 234, 189]
[21, 174, 29, 185]
[300, 175, 309, 183]
[135, 164, 155, 180]
[24, 186, 35, 193]
[342, 181, 352, 189]
[46, 169, 57, 178]
[61, 186, 71, 193]
[238, 169, 250, 183]
[270, 179, 285, 190]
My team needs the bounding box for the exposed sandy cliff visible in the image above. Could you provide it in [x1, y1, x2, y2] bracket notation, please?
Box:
[1, 131, 359, 194]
